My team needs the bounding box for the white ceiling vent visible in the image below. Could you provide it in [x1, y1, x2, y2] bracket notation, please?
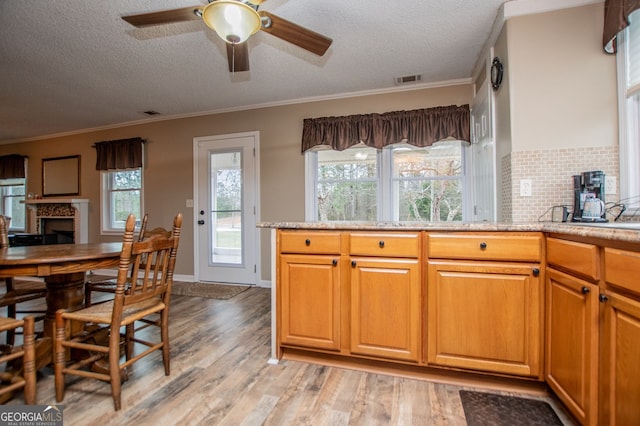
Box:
[394, 74, 423, 85]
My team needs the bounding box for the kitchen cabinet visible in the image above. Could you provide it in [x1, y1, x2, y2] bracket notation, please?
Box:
[599, 291, 640, 426]
[278, 231, 342, 351]
[545, 237, 600, 425]
[545, 269, 599, 425]
[599, 247, 640, 425]
[349, 232, 421, 362]
[545, 238, 640, 425]
[267, 223, 640, 424]
[426, 232, 544, 378]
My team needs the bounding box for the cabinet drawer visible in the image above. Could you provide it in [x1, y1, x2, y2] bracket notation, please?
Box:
[350, 232, 420, 258]
[605, 248, 640, 295]
[427, 233, 542, 262]
[279, 231, 342, 254]
[547, 237, 600, 282]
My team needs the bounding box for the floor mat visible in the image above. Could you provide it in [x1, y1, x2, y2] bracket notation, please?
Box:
[459, 390, 564, 426]
[170, 282, 251, 300]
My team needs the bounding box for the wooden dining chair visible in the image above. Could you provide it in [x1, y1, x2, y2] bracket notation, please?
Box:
[54, 212, 182, 411]
[0, 216, 46, 346]
[0, 315, 36, 404]
[84, 213, 150, 306]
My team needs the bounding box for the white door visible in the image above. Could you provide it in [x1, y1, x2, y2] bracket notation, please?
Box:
[470, 79, 496, 222]
[194, 132, 259, 284]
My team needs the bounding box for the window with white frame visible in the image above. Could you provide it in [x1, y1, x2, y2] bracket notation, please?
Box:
[101, 168, 142, 233]
[306, 140, 465, 222]
[314, 145, 379, 221]
[391, 142, 463, 221]
[0, 178, 26, 231]
[617, 10, 640, 210]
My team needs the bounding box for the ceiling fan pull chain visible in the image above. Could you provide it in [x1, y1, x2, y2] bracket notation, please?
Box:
[231, 43, 235, 73]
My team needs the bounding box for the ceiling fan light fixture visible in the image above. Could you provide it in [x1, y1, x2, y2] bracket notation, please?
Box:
[202, 0, 261, 45]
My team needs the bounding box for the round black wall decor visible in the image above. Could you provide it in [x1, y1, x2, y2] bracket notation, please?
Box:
[491, 57, 503, 91]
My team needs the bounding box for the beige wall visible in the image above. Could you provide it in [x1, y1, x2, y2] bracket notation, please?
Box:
[508, 4, 617, 152]
[495, 3, 619, 222]
[0, 84, 472, 282]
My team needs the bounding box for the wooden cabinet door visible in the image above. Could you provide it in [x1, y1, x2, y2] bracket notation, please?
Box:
[546, 268, 599, 425]
[350, 257, 421, 362]
[600, 291, 640, 426]
[279, 254, 341, 350]
[427, 260, 543, 378]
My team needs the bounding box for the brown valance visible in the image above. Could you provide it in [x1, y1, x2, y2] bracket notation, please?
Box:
[0, 155, 26, 179]
[603, 0, 640, 53]
[94, 137, 144, 171]
[301, 104, 470, 153]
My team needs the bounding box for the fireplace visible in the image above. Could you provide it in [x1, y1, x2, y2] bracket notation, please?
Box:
[24, 198, 89, 244]
[41, 217, 75, 244]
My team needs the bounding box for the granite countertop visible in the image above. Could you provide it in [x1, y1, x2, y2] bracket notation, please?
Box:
[257, 221, 640, 243]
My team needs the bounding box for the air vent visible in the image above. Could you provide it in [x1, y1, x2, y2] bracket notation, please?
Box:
[394, 74, 423, 85]
[142, 110, 162, 116]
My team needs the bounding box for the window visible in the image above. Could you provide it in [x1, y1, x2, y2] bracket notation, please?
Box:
[391, 142, 463, 221]
[314, 146, 379, 221]
[306, 140, 465, 222]
[617, 10, 640, 209]
[101, 168, 142, 233]
[0, 178, 26, 231]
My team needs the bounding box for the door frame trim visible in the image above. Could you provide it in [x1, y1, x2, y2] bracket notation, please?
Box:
[192, 131, 261, 285]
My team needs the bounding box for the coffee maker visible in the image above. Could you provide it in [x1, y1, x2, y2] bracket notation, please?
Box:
[572, 170, 607, 222]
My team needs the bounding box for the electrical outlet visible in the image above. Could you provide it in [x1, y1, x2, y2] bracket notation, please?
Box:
[520, 179, 532, 197]
[605, 176, 617, 195]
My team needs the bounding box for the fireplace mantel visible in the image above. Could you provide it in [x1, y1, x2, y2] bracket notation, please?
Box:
[24, 198, 89, 243]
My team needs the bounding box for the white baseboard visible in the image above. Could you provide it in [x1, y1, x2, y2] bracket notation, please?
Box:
[89, 269, 195, 283]
[90, 269, 271, 288]
[258, 280, 272, 289]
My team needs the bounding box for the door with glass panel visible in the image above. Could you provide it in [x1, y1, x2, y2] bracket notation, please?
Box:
[195, 132, 258, 285]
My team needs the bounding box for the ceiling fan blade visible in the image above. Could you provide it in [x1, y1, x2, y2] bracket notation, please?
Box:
[259, 11, 332, 56]
[226, 43, 250, 73]
[122, 6, 203, 28]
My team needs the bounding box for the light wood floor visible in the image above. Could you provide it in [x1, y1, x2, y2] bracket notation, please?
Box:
[6, 285, 576, 425]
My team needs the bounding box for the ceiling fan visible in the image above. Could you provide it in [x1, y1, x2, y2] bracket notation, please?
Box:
[121, 0, 333, 73]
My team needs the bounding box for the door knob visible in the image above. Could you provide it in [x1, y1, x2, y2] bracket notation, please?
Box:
[197, 220, 205, 225]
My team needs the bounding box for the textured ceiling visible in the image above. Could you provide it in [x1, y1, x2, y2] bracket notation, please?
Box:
[0, 0, 511, 143]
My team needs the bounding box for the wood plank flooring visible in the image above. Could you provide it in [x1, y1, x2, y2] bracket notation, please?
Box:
[5, 285, 576, 425]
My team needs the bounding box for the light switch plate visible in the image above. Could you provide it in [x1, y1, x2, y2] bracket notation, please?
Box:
[605, 176, 617, 195]
[520, 179, 532, 197]
[186, 199, 194, 208]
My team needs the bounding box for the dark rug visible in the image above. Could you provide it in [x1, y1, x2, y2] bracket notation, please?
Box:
[171, 282, 251, 300]
[459, 390, 563, 426]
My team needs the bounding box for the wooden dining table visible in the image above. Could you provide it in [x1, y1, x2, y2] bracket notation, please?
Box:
[0, 242, 122, 344]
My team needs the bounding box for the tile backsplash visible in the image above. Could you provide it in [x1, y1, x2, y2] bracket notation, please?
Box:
[505, 146, 619, 223]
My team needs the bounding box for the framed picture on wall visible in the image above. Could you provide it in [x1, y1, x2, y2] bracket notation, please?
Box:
[42, 155, 80, 197]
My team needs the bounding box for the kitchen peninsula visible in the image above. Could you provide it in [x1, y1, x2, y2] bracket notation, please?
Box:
[259, 221, 640, 425]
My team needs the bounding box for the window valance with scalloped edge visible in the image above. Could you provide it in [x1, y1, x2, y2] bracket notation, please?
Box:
[603, 0, 640, 53]
[301, 104, 470, 153]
